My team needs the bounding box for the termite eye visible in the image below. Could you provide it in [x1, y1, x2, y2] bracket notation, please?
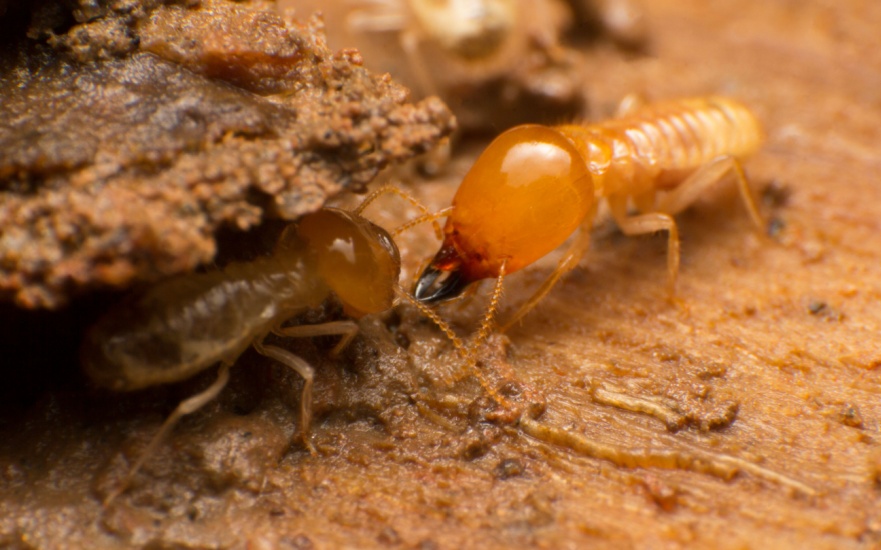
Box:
[374, 229, 401, 267]
[297, 208, 401, 318]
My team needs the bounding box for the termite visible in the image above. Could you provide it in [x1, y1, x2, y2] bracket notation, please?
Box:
[82, 187, 442, 504]
[347, 0, 519, 76]
[345, 0, 570, 100]
[413, 96, 766, 329]
[401, 98, 822, 497]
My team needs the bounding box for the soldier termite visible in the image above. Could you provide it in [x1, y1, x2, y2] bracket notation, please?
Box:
[413, 96, 765, 330]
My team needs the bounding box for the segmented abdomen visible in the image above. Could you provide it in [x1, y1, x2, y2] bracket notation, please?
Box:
[602, 97, 763, 174]
[82, 257, 318, 391]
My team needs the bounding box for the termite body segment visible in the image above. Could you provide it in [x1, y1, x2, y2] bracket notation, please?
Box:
[414, 96, 765, 328]
[83, 207, 400, 503]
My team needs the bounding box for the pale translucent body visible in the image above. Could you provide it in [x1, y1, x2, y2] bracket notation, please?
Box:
[83, 208, 400, 391]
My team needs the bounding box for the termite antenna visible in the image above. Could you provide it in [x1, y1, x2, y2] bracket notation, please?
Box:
[355, 184, 446, 240]
[394, 285, 471, 361]
[392, 206, 453, 239]
[474, 259, 506, 349]
[394, 278, 515, 410]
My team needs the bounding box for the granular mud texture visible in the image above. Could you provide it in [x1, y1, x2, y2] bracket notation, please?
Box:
[0, 0, 454, 309]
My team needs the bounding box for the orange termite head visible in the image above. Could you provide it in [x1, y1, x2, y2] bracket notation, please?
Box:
[414, 125, 595, 303]
[295, 208, 401, 318]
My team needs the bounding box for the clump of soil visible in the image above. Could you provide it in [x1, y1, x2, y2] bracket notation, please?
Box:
[0, 0, 454, 309]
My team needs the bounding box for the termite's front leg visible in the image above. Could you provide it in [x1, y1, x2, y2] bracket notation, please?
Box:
[253, 337, 317, 455]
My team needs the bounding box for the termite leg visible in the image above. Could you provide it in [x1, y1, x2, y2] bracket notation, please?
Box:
[253, 338, 317, 454]
[608, 195, 681, 298]
[399, 27, 440, 99]
[260, 316, 375, 451]
[500, 211, 596, 332]
[656, 155, 764, 231]
[259, 319, 368, 451]
[273, 320, 360, 357]
[103, 361, 233, 507]
[345, 0, 407, 34]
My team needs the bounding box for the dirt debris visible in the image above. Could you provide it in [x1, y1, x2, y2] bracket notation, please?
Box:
[0, 0, 454, 309]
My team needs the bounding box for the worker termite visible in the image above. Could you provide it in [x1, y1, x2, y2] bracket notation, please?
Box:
[346, 0, 521, 90]
[413, 96, 766, 329]
[343, 0, 580, 129]
[82, 188, 442, 505]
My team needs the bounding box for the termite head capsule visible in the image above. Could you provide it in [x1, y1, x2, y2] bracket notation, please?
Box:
[414, 124, 594, 303]
[295, 208, 401, 318]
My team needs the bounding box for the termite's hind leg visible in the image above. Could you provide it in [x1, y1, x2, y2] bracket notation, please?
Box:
[103, 361, 233, 507]
[609, 195, 680, 298]
[656, 155, 764, 231]
[253, 339, 317, 454]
